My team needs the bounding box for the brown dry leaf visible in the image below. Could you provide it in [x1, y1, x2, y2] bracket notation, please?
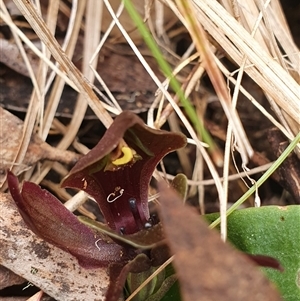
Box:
[0, 107, 80, 186]
[0, 38, 39, 77]
[0, 192, 108, 301]
[0, 265, 25, 290]
[0, 47, 163, 116]
[158, 182, 283, 301]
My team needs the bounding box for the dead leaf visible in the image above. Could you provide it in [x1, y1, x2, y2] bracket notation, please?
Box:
[0, 47, 164, 116]
[0, 192, 108, 301]
[158, 183, 283, 301]
[0, 265, 25, 290]
[0, 38, 39, 77]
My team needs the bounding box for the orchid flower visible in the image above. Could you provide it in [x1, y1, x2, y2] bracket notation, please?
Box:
[60, 111, 186, 235]
[7, 111, 187, 300]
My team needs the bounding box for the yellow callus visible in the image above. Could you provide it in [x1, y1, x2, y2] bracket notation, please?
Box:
[112, 146, 134, 166]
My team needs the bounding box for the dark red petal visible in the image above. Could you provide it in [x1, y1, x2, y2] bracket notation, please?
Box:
[7, 171, 133, 269]
[61, 112, 147, 177]
[61, 111, 186, 234]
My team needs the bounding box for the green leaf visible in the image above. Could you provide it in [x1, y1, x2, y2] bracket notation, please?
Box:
[126, 266, 161, 301]
[170, 173, 188, 202]
[206, 205, 300, 301]
[145, 275, 178, 301]
[160, 281, 181, 301]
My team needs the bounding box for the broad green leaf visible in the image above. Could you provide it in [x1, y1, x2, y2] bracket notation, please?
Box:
[206, 205, 300, 301]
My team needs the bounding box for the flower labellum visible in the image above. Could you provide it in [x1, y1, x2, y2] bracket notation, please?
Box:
[61, 111, 187, 234]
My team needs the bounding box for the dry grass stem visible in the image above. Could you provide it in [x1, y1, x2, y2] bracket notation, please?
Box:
[12, 0, 114, 127]
[189, 0, 299, 126]
[159, 162, 273, 186]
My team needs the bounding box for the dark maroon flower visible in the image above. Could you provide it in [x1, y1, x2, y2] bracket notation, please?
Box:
[61, 111, 187, 235]
[7, 111, 186, 271]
